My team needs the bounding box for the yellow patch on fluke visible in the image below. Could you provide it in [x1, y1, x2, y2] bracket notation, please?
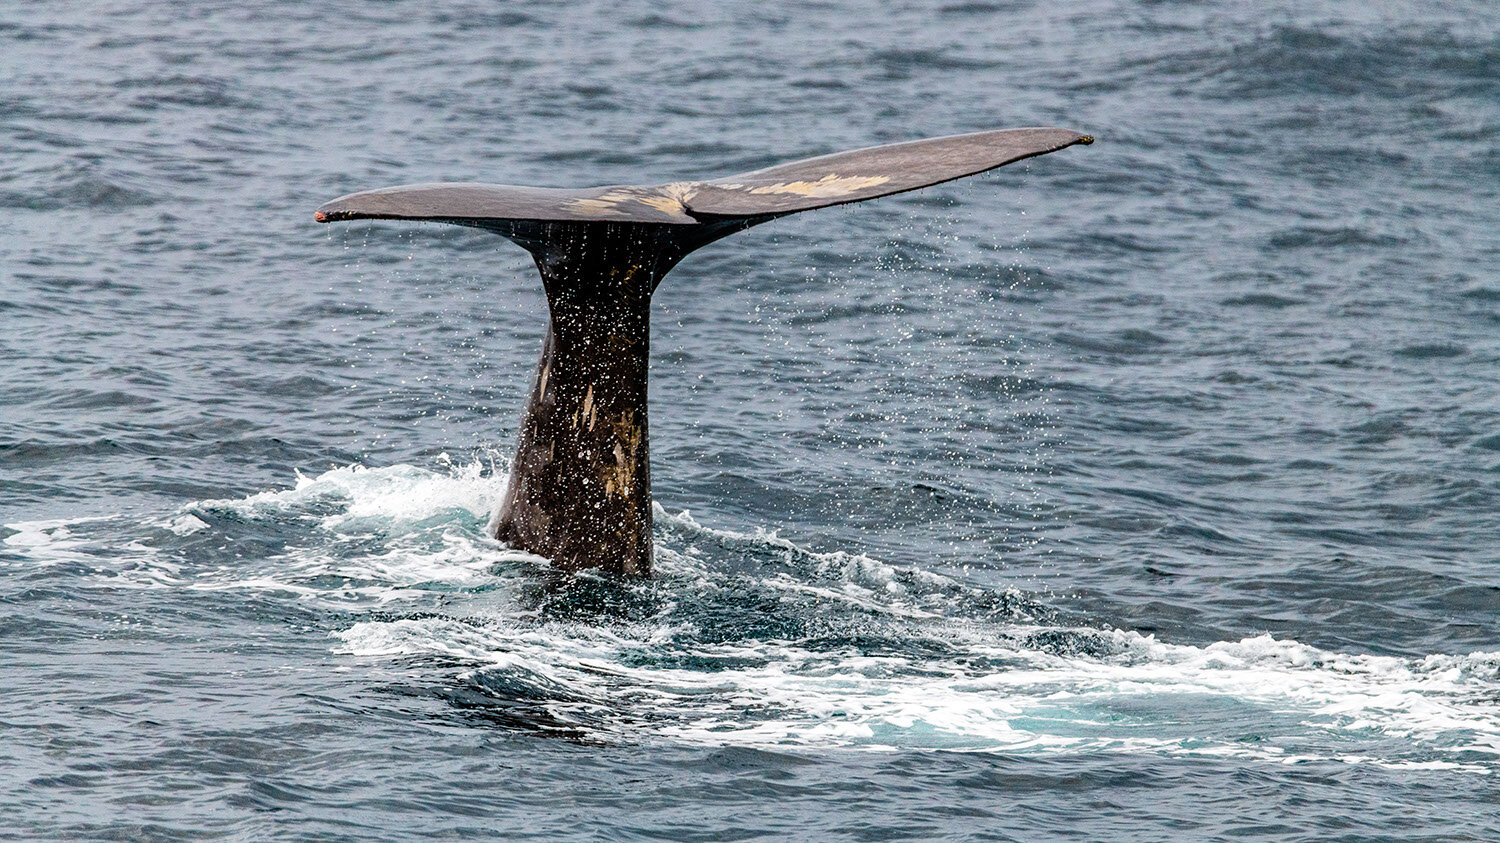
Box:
[635, 195, 687, 216]
[659, 182, 702, 203]
[566, 187, 699, 221]
[568, 197, 630, 217]
[745, 173, 891, 198]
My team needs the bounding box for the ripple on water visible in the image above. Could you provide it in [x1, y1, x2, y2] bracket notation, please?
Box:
[4, 0, 1500, 836]
[6, 462, 1497, 775]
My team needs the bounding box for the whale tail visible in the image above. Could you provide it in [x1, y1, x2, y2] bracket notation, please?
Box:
[315, 128, 1093, 576]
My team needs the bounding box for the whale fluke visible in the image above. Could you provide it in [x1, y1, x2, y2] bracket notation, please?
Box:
[315, 127, 1092, 576]
[315, 128, 1092, 227]
[315, 183, 703, 226]
[690, 127, 1091, 216]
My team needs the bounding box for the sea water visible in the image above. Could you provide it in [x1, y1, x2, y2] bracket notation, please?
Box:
[3, 0, 1499, 838]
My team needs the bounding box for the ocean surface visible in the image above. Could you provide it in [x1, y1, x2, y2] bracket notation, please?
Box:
[3, 0, 1499, 838]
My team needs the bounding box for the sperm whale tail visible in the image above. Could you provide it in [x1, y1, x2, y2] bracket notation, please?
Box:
[315, 127, 1093, 576]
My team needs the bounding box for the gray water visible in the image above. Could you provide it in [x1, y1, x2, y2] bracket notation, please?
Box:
[4, 0, 1500, 839]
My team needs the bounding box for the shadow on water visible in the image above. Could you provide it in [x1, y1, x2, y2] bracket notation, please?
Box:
[510, 569, 668, 624]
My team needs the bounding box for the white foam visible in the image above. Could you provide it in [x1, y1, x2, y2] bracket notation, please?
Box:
[2, 516, 120, 565]
[3, 460, 514, 606]
[162, 513, 209, 535]
[9, 466, 1498, 771]
[655, 505, 975, 619]
[3, 520, 77, 549]
[320, 502, 1500, 770]
[332, 608, 1500, 769]
[195, 458, 502, 530]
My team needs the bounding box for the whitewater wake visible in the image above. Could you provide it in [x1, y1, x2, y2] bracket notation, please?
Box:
[5, 460, 1498, 771]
